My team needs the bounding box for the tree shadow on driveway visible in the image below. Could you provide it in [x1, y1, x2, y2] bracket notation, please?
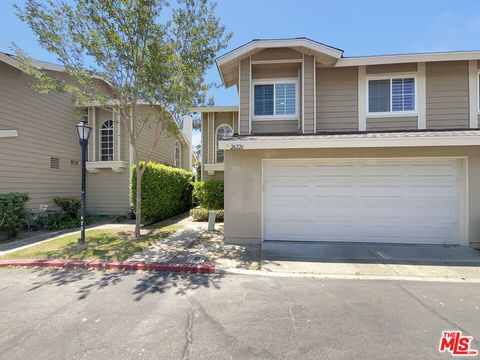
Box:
[25, 267, 224, 301]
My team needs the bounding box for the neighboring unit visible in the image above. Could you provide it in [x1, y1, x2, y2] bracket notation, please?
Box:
[0, 52, 192, 215]
[193, 38, 480, 249]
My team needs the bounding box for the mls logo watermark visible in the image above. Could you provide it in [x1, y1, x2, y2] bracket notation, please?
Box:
[439, 331, 478, 356]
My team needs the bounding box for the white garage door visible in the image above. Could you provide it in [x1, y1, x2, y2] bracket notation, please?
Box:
[263, 159, 461, 244]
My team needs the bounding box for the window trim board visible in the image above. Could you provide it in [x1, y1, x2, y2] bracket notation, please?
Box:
[251, 78, 299, 121]
[174, 139, 181, 168]
[366, 73, 418, 117]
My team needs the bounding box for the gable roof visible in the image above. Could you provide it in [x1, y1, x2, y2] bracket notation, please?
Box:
[216, 37, 344, 88]
[215, 37, 480, 88]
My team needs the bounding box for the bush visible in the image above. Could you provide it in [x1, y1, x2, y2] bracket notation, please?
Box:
[132, 162, 194, 222]
[193, 180, 224, 209]
[54, 197, 81, 218]
[190, 208, 224, 222]
[0, 192, 29, 238]
[35, 212, 78, 231]
[34, 211, 99, 232]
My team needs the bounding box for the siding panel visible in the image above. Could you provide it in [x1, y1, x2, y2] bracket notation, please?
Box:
[367, 116, 418, 131]
[239, 58, 250, 134]
[316, 67, 358, 132]
[0, 62, 81, 212]
[303, 55, 315, 133]
[252, 120, 298, 134]
[426, 61, 469, 129]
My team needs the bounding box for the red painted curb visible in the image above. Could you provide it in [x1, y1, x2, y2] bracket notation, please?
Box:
[0, 259, 215, 274]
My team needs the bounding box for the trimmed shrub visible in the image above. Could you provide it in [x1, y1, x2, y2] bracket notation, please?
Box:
[193, 180, 224, 210]
[35, 212, 78, 231]
[132, 162, 194, 222]
[54, 197, 81, 218]
[190, 208, 224, 222]
[0, 192, 29, 238]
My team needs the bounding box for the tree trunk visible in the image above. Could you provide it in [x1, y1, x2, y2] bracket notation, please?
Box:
[131, 101, 142, 239]
[134, 158, 142, 239]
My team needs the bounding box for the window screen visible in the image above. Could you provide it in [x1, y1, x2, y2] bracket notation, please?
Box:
[254, 84, 274, 116]
[275, 83, 296, 116]
[368, 79, 391, 113]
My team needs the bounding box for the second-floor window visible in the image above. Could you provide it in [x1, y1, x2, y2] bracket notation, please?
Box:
[368, 77, 416, 114]
[100, 120, 114, 161]
[253, 81, 297, 118]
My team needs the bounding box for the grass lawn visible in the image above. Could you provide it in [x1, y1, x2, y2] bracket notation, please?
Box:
[0, 223, 179, 262]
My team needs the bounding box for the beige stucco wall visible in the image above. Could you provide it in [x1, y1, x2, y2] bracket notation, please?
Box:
[0, 61, 81, 212]
[224, 146, 480, 249]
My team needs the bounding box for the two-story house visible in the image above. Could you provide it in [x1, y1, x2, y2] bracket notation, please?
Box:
[0, 52, 193, 216]
[194, 38, 480, 250]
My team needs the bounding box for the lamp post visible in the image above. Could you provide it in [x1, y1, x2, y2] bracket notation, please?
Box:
[75, 118, 92, 250]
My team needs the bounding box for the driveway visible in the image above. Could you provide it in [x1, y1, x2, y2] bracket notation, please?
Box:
[1, 268, 479, 359]
[262, 242, 480, 279]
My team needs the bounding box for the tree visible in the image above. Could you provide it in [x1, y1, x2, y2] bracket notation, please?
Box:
[16, 0, 231, 238]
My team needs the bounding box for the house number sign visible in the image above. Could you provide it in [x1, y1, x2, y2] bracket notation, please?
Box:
[230, 144, 244, 150]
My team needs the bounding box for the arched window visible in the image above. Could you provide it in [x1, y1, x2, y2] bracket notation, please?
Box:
[216, 124, 233, 163]
[174, 140, 181, 168]
[100, 120, 114, 161]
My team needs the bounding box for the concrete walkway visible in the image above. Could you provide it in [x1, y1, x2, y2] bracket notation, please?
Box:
[262, 241, 480, 281]
[127, 222, 207, 263]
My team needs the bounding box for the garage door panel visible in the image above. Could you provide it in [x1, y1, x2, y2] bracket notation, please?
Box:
[313, 186, 356, 196]
[264, 159, 461, 244]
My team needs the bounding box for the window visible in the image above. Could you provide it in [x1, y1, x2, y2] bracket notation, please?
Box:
[253, 81, 297, 118]
[368, 77, 416, 114]
[174, 140, 181, 168]
[216, 124, 233, 163]
[100, 120, 114, 161]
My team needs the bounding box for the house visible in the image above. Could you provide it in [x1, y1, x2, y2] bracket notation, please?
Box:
[0, 52, 192, 215]
[193, 38, 480, 250]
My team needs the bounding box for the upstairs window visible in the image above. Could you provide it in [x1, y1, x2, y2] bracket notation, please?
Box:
[174, 140, 181, 168]
[100, 120, 114, 161]
[216, 124, 233, 163]
[368, 77, 416, 114]
[254, 81, 297, 118]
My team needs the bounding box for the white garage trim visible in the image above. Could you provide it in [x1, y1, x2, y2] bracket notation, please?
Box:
[261, 157, 468, 246]
[220, 135, 480, 150]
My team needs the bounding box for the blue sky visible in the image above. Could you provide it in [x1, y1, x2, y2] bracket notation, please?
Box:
[1, 0, 480, 145]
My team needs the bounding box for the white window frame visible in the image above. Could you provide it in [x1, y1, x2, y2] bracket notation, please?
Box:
[215, 124, 233, 164]
[366, 74, 417, 117]
[251, 78, 299, 121]
[477, 71, 480, 113]
[174, 140, 181, 168]
[100, 120, 114, 162]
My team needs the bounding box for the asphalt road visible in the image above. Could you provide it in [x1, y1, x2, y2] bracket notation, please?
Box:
[0, 268, 479, 360]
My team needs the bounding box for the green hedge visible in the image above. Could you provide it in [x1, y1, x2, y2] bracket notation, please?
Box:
[0, 192, 29, 238]
[132, 162, 194, 222]
[54, 197, 80, 218]
[190, 208, 224, 222]
[193, 180, 224, 209]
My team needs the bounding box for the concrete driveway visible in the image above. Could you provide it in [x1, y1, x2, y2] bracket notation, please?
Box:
[262, 242, 480, 280]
